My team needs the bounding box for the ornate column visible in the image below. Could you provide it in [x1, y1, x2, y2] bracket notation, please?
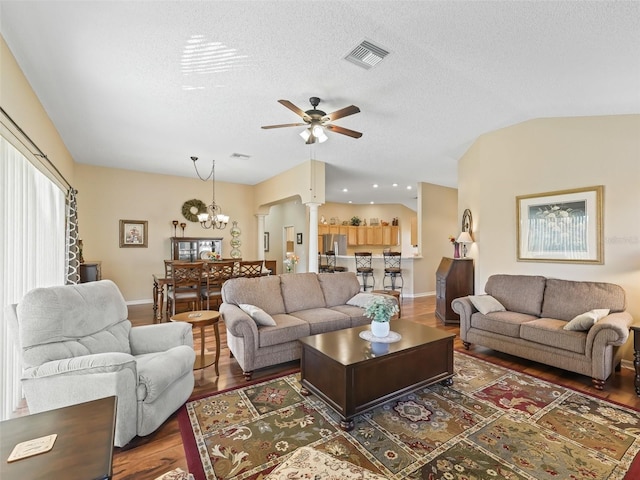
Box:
[255, 214, 266, 260]
[306, 202, 320, 272]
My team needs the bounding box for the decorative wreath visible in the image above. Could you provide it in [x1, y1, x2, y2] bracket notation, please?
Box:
[181, 199, 207, 222]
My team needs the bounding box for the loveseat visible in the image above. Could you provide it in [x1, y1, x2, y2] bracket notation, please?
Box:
[6, 280, 196, 446]
[451, 274, 633, 389]
[220, 272, 395, 379]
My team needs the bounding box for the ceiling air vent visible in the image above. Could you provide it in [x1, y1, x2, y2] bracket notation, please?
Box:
[230, 153, 251, 159]
[344, 40, 390, 70]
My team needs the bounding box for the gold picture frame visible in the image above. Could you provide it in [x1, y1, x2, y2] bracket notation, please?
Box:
[516, 186, 603, 264]
[119, 220, 148, 248]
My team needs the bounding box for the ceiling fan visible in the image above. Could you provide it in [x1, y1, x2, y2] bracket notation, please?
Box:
[261, 97, 362, 144]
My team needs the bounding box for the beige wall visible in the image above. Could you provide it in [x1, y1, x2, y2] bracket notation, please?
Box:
[76, 164, 256, 302]
[414, 183, 459, 295]
[1, 35, 75, 187]
[459, 115, 640, 361]
[264, 200, 307, 274]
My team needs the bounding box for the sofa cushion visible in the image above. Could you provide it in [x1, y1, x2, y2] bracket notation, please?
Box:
[239, 304, 277, 326]
[541, 279, 626, 321]
[468, 295, 506, 315]
[318, 272, 361, 307]
[346, 292, 380, 308]
[329, 305, 370, 327]
[289, 308, 351, 334]
[471, 311, 538, 338]
[485, 275, 547, 316]
[258, 314, 311, 348]
[280, 273, 326, 313]
[520, 318, 586, 354]
[564, 309, 610, 331]
[221, 276, 286, 315]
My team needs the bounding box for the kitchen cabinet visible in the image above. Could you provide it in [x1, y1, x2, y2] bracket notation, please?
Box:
[322, 225, 400, 246]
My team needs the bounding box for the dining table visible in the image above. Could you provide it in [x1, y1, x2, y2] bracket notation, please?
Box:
[152, 260, 276, 321]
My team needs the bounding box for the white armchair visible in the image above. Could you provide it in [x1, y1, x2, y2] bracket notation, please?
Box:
[6, 280, 195, 447]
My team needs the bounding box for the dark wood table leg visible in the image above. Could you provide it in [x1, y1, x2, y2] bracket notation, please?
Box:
[213, 322, 220, 377]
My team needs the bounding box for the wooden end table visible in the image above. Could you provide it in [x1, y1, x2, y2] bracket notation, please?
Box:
[171, 310, 220, 375]
[0, 396, 116, 480]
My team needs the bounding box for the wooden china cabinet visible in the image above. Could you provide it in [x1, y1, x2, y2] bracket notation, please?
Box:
[435, 257, 474, 325]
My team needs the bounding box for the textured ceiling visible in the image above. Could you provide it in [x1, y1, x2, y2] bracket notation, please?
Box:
[1, 1, 639, 209]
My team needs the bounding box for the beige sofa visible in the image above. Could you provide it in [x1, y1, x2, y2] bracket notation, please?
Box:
[220, 272, 392, 379]
[452, 274, 633, 389]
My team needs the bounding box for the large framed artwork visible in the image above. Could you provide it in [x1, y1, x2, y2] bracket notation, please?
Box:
[516, 185, 603, 264]
[119, 220, 148, 248]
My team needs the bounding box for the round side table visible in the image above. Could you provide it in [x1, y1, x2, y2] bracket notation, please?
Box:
[372, 290, 401, 318]
[171, 310, 220, 375]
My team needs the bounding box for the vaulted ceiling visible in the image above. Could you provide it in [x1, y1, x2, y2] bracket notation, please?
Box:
[1, 1, 639, 209]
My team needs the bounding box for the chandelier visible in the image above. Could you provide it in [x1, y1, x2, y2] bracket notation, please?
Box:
[191, 156, 229, 230]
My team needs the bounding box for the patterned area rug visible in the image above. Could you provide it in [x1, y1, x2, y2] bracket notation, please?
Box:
[178, 352, 640, 480]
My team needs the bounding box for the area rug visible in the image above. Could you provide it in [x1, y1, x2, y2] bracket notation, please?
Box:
[178, 352, 640, 480]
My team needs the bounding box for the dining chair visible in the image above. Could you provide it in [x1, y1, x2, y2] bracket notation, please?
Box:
[201, 260, 235, 310]
[168, 261, 205, 316]
[238, 260, 264, 278]
[354, 252, 375, 291]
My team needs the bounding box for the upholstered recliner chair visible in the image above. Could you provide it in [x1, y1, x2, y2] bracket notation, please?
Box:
[6, 280, 195, 447]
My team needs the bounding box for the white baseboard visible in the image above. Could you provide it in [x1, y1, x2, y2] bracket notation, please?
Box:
[621, 359, 635, 371]
[126, 299, 154, 306]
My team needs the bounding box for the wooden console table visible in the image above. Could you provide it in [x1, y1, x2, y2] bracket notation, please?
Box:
[0, 396, 116, 480]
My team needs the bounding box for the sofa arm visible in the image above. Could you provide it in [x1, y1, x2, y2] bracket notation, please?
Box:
[130, 322, 194, 355]
[451, 296, 476, 340]
[220, 303, 259, 351]
[586, 311, 633, 350]
[23, 352, 137, 380]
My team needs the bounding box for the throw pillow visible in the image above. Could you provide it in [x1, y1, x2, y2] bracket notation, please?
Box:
[346, 293, 379, 308]
[469, 295, 506, 315]
[238, 304, 277, 326]
[563, 308, 610, 331]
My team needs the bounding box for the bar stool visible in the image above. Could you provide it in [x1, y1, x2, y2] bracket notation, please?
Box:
[319, 252, 331, 273]
[354, 252, 375, 291]
[326, 250, 347, 273]
[383, 251, 403, 298]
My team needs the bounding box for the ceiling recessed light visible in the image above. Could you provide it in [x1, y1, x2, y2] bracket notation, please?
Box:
[392, 183, 398, 187]
[406, 186, 412, 190]
[348, 200, 353, 204]
[372, 184, 378, 188]
[342, 188, 348, 192]
[370, 201, 374, 204]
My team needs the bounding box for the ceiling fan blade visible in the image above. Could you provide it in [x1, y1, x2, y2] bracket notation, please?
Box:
[323, 105, 360, 122]
[261, 123, 307, 129]
[278, 100, 310, 120]
[325, 124, 363, 139]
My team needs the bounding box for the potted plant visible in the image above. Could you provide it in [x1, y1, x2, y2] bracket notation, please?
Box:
[364, 295, 399, 337]
[350, 216, 361, 226]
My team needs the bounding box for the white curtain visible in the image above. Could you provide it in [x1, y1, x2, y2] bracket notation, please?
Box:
[0, 135, 66, 420]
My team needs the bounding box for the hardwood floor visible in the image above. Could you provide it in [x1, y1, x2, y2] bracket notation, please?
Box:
[110, 298, 638, 478]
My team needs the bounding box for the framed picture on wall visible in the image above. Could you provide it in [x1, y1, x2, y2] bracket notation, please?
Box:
[516, 185, 603, 264]
[264, 232, 270, 252]
[119, 220, 148, 248]
[296, 233, 303, 244]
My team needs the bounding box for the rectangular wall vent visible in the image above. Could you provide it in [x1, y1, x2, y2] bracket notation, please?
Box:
[344, 40, 390, 70]
[230, 152, 251, 159]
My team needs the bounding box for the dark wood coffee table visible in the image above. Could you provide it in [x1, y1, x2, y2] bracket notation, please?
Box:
[0, 396, 117, 480]
[299, 320, 455, 430]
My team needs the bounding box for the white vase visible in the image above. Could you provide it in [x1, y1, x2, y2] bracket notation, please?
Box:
[371, 320, 390, 338]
